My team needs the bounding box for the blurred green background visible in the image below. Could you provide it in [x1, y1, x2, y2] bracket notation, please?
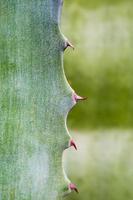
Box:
[61, 0, 133, 200]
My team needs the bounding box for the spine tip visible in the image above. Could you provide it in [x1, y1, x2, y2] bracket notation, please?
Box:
[64, 40, 74, 51]
[68, 183, 79, 193]
[69, 139, 77, 150]
[72, 93, 87, 104]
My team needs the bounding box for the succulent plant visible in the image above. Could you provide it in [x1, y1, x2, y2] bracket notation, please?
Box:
[0, 0, 85, 199]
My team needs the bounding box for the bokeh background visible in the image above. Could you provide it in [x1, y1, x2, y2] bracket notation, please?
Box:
[61, 0, 133, 199]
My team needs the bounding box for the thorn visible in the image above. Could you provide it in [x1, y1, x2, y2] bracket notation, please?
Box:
[67, 41, 74, 50]
[72, 93, 87, 103]
[64, 40, 74, 51]
[69, 139, 77, 150]
[69, 183, 79, 193]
